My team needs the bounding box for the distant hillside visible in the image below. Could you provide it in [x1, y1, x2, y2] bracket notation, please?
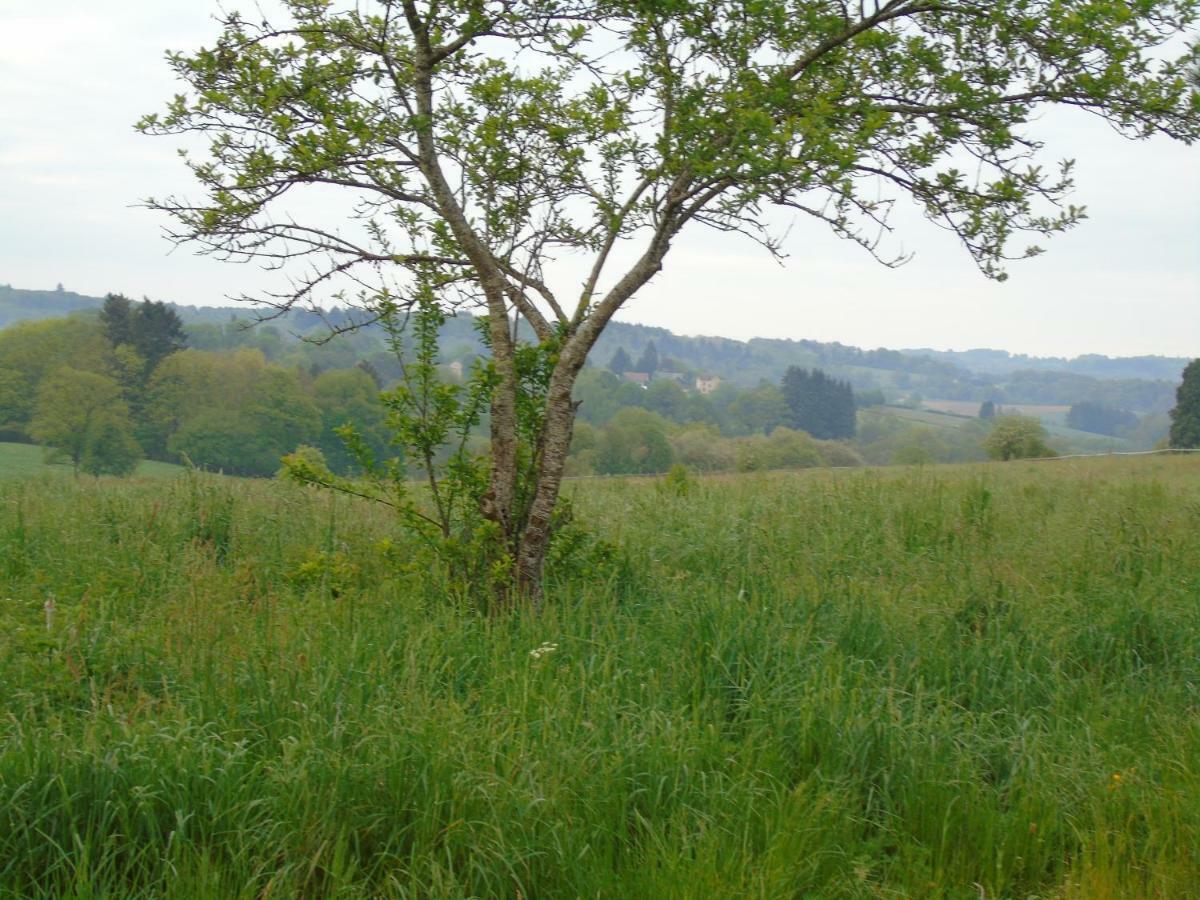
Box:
[1, 283, 1184, 413]
[0, 284, 101, 327]
[902, 346, 1190, 382]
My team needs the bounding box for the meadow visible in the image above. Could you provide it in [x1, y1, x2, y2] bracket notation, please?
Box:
[0, 442, 184, 482]
[1, 456, 1198, 897]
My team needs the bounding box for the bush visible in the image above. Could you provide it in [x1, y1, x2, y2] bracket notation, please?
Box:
[984, 415, 1056, 461]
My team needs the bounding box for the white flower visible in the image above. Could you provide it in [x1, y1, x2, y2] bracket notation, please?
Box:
[529, 642, 558, 661]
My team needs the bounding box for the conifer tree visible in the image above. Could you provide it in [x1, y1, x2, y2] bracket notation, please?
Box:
[608, 347, 633, 375]
[635, 342, 659, 376]
[1169, 359, 1200, 448]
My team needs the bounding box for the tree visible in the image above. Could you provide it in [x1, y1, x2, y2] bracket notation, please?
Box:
[607, 347, 633, 376]
[132, 300, 187, 371]
[1169, 359, 1200, 448]
[635, 342, 660, 376]
[29, 368, 142, 475]
[781, 367, 856, 439]
[724, 383, 789, 436]
[143, 0, 1200, 602]
[312, 367, 393, 473]
[594, 408, 675, 475]
[99, 293, 135, 348]
[1067, 401, 1138, 436]
[145, 349, 322, 473]
[0, 319, 111, 437]
[984, 415, 1055, 461]
[80, 417, 143, 477]
[979, 400, 997, 420]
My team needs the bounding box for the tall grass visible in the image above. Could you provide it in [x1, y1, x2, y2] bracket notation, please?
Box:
[1, 458, 1198, 897]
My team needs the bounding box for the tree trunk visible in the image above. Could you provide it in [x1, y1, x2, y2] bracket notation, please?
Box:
[513, 349, 589, 604]
[483, 297, 519, 542]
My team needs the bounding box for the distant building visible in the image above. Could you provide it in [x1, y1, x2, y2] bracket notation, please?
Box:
[623, 371, 650, 387]
[448, 360, 464, 380]
[695, 375, 721, 395]
[652, 371, 686, 385]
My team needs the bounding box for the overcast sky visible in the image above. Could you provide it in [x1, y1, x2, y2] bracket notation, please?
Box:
[1, 2, 1197, 358]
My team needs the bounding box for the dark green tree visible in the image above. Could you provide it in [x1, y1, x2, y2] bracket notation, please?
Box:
[781, 367, 856, 439]
[133, 300, 187, 371]
[979, 400, 997, 419]
[608, 347, 633, 375]
[144, 0, 1200, 601]
[99, 294, 136, 348]
[1169, 359, 1200, 448]
[635, 342, 660, 376]
[1067, 401, 1138, 436]
[80, 417, 143, 476]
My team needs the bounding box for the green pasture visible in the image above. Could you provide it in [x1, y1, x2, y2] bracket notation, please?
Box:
[0, 442, 185, 481]
[1, 456, 1199, 897]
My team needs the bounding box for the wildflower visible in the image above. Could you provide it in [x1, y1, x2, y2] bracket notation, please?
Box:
[529, 642, 558, 661]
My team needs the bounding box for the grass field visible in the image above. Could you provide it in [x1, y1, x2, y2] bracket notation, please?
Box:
[0, 441, 185, 481]
[2, 457, 1199, 897]
[891, 406, 1131, 452]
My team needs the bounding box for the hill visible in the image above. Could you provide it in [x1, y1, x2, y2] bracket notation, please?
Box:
[0, 284, 102, 328]
[0, 283, 1185, 414]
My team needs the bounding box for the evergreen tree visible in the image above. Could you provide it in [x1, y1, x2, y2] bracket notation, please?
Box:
[99, 294, 135, 348]
[635, 341, 659, 375]
[781, 367, 856, 439]
[133, 300, 187, 371]
[979, 400, 996, 419]
[608, 347, 633, 375]
[1169, 359, 1200, 448]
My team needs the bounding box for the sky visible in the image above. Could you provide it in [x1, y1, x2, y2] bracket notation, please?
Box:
[1, 1, 1197, 359]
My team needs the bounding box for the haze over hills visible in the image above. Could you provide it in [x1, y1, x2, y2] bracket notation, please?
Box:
[1, 283, 1187, 414]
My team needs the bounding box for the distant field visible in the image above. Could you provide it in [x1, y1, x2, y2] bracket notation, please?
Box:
[923, 399, 1071, 418]
[884, 404, 977, 429]
[0, 441, 185, 480]
[2, 456, 1199, 897]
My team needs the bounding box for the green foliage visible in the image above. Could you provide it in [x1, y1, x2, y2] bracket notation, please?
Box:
[985, 415, 1056, 461]
[635, 341, 659, 376]
[100, 293, 186, 375]
[0, 368, 29, 435]
[1067, 401, 1139, 436]
[99, 293, 135, 347]
[724, 383, 789, 436]
[736, 426, 825, 472]
[147, 349, 321, 475]
[29, 367, 142, 475]
[592, 408, 675, 475]
[658, 462, 695, 497]
[1169, 359, 1200, 448]
[0, 319, 110, 435]
[311, 368, 392, 474]
[781, 367, 857, 439]
[979, 399, 997, 419]
[283, 293, 563, 602]
[607, 346, 633, 375]
[80, 416, 143, 477]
